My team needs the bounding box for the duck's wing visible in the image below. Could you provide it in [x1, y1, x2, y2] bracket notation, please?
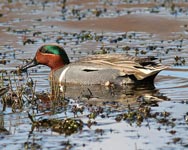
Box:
[78, 54, 167, 80]
[79, 54, 157, 66]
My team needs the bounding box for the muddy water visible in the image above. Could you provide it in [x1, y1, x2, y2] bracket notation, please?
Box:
[1, 0, 188, 150]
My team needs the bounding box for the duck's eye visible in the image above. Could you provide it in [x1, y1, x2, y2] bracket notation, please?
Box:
[40, 47, 53, 54]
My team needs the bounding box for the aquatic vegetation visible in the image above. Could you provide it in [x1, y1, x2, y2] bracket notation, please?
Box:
[115, 105, 149, 125]
[0, 73, 34, 112]
[174, 56, 186, 66]
[28, 114, 84, 135]
[22, 37, 36, 45]
[184, 112, 188, 123]
[0, 87, 9, 97]
[0, 59, 8, 65]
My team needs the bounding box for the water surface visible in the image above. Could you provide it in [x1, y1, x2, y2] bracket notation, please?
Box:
[1, 0, 188, 150]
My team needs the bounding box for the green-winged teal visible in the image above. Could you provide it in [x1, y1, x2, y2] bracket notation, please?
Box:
[20, 43, 167, 86]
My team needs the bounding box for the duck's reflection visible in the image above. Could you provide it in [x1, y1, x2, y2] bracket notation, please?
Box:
[61, 84, 169, 108]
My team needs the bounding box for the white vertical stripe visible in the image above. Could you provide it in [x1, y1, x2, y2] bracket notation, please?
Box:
[59, 66, 70, 83]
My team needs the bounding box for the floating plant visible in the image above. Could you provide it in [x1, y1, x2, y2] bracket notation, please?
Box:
[174, 56, 186, 66]
[28, 113, 84, 136]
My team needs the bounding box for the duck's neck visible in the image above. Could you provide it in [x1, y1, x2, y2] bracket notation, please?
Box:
[51, 64, 65, 72]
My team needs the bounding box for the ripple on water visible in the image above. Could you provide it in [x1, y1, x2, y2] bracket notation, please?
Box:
[156, 66, 188, 101]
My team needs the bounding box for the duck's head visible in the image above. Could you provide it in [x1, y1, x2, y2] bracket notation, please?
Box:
[20, 44, 70, 71]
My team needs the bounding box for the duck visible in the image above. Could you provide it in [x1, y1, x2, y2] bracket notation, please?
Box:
[20, 43, 167, 86]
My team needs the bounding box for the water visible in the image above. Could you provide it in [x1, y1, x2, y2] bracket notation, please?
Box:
[1, 0, 188, 150]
